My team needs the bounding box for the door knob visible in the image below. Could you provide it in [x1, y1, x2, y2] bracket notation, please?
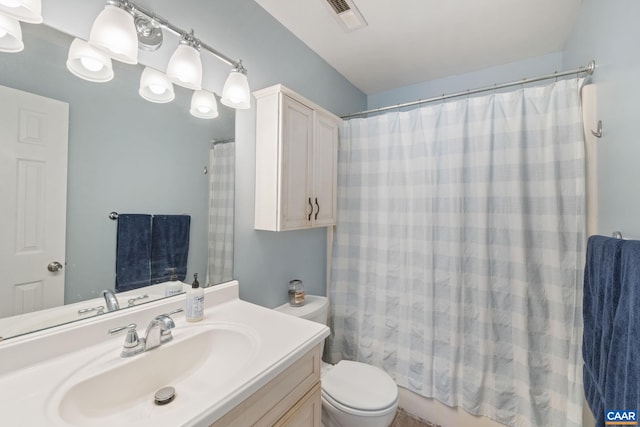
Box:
[47, 261, 63, 272]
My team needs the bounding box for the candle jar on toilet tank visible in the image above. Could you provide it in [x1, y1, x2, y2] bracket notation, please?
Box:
[288, 279, 305, 306]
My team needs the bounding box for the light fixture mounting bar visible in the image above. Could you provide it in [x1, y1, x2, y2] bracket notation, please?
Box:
[123, 0, 240, 67]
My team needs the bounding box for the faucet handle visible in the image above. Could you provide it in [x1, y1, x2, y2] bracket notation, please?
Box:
[127, 294, 149, 307]
[108, 323, 144, 357]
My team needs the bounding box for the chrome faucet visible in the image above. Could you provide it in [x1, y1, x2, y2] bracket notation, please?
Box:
[143, 314, 176, 351]
[108, 309, 182, 358]
[101, 289, 120, 312]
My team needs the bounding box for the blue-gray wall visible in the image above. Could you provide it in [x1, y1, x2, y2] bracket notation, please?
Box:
[367, 52, 564, 109]
[82, 0, 366, 307]
[12, 0, 365, 308]
[223, 1, 367, 307]
[563, 0, 640, 238]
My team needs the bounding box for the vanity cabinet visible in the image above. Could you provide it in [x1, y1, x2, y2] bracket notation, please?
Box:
[210, 344, 322, 426]
[254, 84, 341, 231]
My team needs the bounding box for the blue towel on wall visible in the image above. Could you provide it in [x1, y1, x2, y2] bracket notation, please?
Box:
[605, 240, 640, 416]
[583, 235, 640, 426]
[150, 215, 190, 283]
[115, 214, 152, 292]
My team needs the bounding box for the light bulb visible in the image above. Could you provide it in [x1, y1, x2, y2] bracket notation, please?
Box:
[0, 13, 22, 52]
[89, 4, 138, 64]
[0, 0, 42, 23]
[166, 42, 202, 90]
[66, 38, 113, 82]
[1, 0, 22, 8]
[190, 90, 218, 119]
[139, 67, 174, 103]
[221, 67, 250, 109]
[149, 84, 166, 95]
[80, 56, 104, 72]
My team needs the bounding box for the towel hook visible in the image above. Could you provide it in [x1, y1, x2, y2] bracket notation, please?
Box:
[591, 120, 603, 138]
[109, 212, 119, 220]
[612, 231, 623, 239]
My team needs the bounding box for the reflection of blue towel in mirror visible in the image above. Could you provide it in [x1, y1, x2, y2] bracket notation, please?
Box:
[115, 214, 152, 292]
[151, 215, 191, 283]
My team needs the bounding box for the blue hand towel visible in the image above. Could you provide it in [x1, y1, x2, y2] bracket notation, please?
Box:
[150, 215, 190, 283]
[115, 214, 152, 292]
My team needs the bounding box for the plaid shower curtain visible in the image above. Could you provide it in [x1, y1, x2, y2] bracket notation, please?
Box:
[207, 142, 235, 285]
[328, 78, 586, 427]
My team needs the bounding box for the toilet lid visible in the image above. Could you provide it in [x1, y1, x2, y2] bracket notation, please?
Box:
[321, 361, 398, 411]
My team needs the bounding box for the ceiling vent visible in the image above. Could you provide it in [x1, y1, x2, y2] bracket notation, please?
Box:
[324, 0, 367, 32]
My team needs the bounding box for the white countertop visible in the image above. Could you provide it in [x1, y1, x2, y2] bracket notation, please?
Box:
[0, 281, 329, 426]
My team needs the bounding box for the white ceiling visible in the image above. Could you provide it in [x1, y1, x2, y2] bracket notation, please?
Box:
[254, 0, 583, 95]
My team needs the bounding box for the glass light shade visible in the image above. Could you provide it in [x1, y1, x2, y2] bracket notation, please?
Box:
[0, 0, 42, 24]
[139, 67, 175, 103]
[0, 13, 23, 52]
[190, 90, 218, 119]
[66, 38, 114, 82]
[89, 4, 138, 64]
[166, 43, 202, 90]
[221, 69, 251, 109]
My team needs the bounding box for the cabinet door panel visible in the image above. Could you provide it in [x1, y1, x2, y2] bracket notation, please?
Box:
[312, 111, 338, 227]
[281, 96, 313, 230]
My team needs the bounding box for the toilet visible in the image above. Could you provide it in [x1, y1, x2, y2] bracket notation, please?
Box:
[275, 295, 398, 427]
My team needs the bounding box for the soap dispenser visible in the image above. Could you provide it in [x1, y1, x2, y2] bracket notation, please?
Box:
[164, 268, 183, 297]
[185, 273, 204, 322]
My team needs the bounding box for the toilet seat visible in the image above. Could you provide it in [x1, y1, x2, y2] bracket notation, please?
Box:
[321, 360, 398, 414]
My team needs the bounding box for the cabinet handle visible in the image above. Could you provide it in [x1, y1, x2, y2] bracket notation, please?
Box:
[308, 197, 313, 221]
[315, 197, 319, 220]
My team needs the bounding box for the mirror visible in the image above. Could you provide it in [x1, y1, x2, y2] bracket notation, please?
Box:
[0, 22, 235, 340]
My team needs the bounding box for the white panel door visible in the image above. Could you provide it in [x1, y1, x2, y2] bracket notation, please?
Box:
[0, 85, 69, 318]
[280, 95, 313, 230]
[312, 111, 338, 227]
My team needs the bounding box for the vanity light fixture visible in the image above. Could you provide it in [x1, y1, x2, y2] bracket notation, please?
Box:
[221, 61, 251, 110]
[0, 12, 23, 52]
[139, 67, 175, 103]
[166, 32, 202, 90]
[0, 0, 42, 24]
[89, 1, 139, 64]
[190, 90, 219, 119]
[59, 0, 252, 116]
[66, 38, 114, 82]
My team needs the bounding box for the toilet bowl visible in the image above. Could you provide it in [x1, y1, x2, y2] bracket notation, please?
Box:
[275, 296, 398, 427]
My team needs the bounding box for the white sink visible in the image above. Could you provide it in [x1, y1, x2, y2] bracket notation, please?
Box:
[50, 322, 260, 427]
[0, 282, 329, 427]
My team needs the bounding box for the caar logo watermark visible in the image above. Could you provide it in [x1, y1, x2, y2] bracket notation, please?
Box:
[605, 410, 638, 425]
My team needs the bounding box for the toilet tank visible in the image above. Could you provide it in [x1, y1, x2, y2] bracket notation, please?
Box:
[274, 295, 328, 326]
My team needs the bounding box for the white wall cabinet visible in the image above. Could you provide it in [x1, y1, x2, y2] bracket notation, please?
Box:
[254, 84, 341, 231]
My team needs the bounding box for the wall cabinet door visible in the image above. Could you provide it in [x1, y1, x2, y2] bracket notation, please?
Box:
[254, 85, 340, 231]
[311, 110, 338, 227]
[280, 95, 313, 230]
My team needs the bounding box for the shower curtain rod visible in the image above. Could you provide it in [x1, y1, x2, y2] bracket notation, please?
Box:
[341, 59, 596, 119]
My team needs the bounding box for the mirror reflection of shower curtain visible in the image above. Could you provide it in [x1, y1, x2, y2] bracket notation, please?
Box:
[206, 141, 235, 285]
